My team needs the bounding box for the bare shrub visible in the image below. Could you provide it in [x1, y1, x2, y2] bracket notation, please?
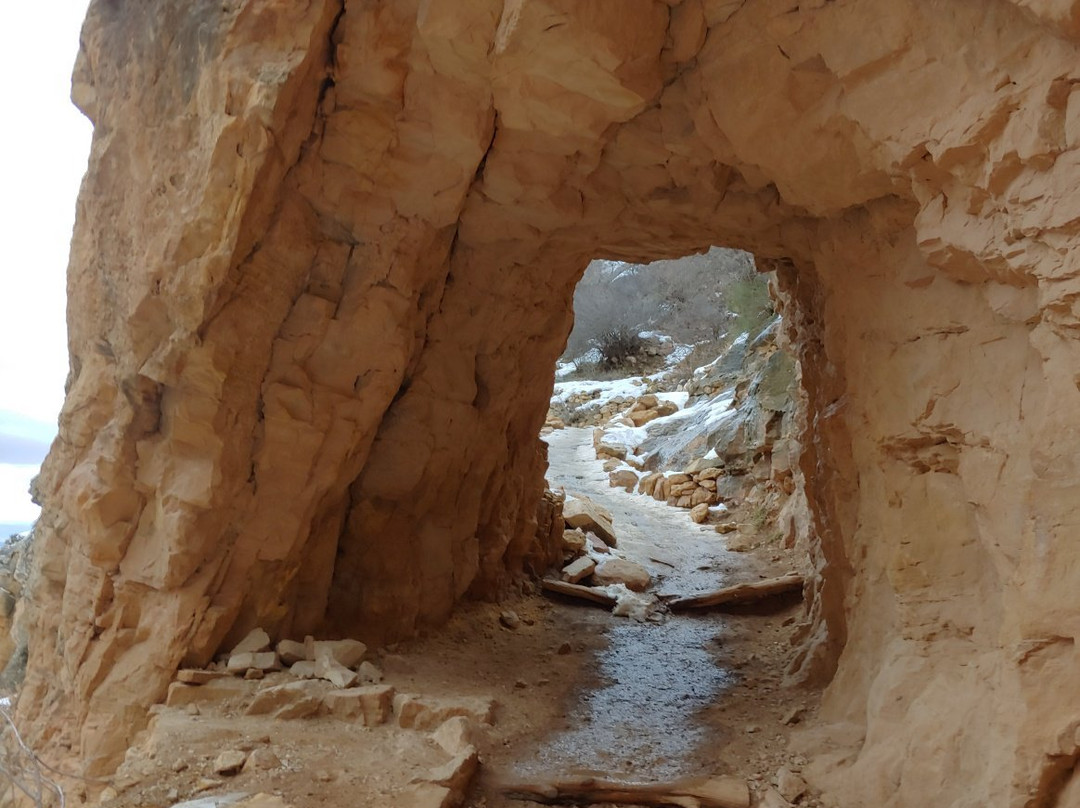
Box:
[563, 247, 771, 363]
[597, 326, 646, 370]
[0, 701, 66, 807]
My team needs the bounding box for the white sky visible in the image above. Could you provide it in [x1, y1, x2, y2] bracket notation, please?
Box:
[0, 1, 93, 528]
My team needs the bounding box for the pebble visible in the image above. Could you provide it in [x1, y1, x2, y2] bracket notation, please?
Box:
[499, 610, 521, 630]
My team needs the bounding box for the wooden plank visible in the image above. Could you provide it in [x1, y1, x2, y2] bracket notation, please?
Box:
[667, 573, 804, 612]
[540, 578, 617, 607]
[499, 775, 749, 808]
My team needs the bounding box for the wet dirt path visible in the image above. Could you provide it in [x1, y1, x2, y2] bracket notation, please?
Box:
[511, 427, 765, 781]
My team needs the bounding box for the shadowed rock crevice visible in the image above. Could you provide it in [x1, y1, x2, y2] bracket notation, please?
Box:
[15, 1, 1080, 805]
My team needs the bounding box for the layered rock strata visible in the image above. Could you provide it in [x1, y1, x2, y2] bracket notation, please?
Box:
[16, 1, 1080, 805]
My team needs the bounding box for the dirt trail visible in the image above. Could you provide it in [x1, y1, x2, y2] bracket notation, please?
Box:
[509, 428, 768, 781]
[91, 429, 817, 808]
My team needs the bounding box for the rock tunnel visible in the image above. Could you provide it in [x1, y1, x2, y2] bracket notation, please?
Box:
[14, 0, 1080, 805]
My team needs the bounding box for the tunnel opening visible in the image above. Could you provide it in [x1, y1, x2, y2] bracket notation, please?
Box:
[10, 2, 1080, 806]
[524, 246, 817, 782]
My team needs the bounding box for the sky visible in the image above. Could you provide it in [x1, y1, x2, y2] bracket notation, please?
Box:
[0, 1, 93, 533]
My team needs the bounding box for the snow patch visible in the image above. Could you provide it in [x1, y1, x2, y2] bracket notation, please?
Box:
[655, 391, 689, 410]
[664, 342, 694, 367]
[602, 583, 659, 620]
[551, 376, 646, 407]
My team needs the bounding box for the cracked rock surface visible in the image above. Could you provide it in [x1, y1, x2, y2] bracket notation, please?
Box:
[16, 2, 1080, 806]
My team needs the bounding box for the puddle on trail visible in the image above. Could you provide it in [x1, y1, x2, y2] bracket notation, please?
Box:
[515, 614, 734, 780]
[521, 426, 747, 781]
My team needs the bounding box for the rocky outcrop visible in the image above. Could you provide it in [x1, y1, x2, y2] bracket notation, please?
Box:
[17, 1, 1080, 804]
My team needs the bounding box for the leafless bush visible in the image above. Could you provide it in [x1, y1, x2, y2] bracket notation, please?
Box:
[0, 701, 65, 808]
[596, 326, 646, 369]
[563, 248, 766, 362]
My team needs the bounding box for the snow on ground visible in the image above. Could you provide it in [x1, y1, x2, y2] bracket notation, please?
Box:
[592, 389, 735, 458]
[692, 332, 748, 378]
[598, 422, 650, 454]
[663, 341, 695, 368]
[656, 391, 689, 409]
[661, 390, 736, 428]
[551, 375, 647, 406]
[552, 379, 689, 413]
[554, 361, 576, 379]
[555, 333, 694, 384]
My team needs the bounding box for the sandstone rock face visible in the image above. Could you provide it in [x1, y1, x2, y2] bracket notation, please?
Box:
[17, 0, 1080, 804]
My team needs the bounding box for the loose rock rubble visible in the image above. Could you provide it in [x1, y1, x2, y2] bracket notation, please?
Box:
[551, 325, 804, 566]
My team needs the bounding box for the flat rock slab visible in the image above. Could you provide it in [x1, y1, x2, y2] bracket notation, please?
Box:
[227, 651, 280, 674]
[313, 639, 367, 668]
[561, 556, 597, 584]
[323, 685, 395, 725]
[394, 694, 497, 730]
[432, 716, 479, 757]
[592, 558, 652, 592]
[563, 496, 618, 547]
[176, 669, 231, 685]
[166, 678, 251, 708]
[245, 680, 328, 718]
[230, 628, 271, 656]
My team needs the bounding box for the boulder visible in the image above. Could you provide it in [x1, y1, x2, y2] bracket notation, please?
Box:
[212, 749, 247, 776]
[393, 694, 497, 730]
[690, 487, 713, 507]
[586, 534, 611, 554]
[357, 661, 384, 684]
[563, 497, 617, 547]
[246, 680, 327, 718]
[592, 559, 652, 592]
[422, 747, 479, 798]
[276, 639, 308, 665]
[690, 503, 710, 524]
[432, 716, 479, 757]
[165, 678, 251, 708]
[227, 651, 280, 674]
[655, 400, 678, 417]
[314, 650, 359, 688]
[243, 748, 283, 772]
[775, 767, 808, 803]
[322, 685, 394, 725]
[290, 660, 318, 679]
[175, 669, 230, 685]
[608, 469, 639, 492]
[638, 472, 661, 497]
[312, 639, 367, 668]
[230, 628, 271, 656]
[561, 528, 587, 554]
[628, 409, 660, 427]
[561, 556, 597, 584]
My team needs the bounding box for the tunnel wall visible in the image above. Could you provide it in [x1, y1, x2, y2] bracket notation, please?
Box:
[15, 0, 1080, 803]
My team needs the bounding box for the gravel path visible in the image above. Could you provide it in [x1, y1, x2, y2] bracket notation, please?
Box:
[512, 427, 763, 780]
